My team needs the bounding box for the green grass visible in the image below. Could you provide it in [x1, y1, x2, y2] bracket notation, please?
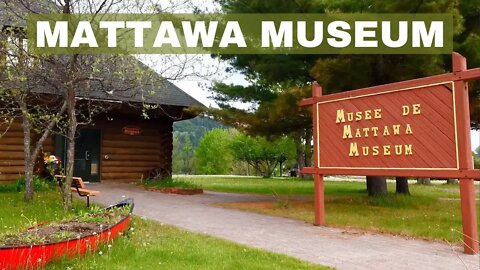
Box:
[179, 176, 479, 243]
[143, 178, 200, 189]
[0, 190, 328, 270]
[48, 218, 328, 270]
[176, 176, 315, 194]
[222, 195, 479, 243]
[176, 175, 468, 199]
[0, 191, 86, 231]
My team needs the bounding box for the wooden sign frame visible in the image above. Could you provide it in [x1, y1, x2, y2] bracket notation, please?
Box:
[122, 126, 142, 136]
[299, 53, 480, 255]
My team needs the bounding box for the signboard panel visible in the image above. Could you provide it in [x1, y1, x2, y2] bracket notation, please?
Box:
[122, 126, 142, 136]
[300, 53, 480, 254]
[316, 82, 458, 170]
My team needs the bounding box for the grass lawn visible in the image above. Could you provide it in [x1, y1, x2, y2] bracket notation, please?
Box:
[178, 176, 479, 244]
[0, 191, 328, 270]
[176, 176, 315, 194]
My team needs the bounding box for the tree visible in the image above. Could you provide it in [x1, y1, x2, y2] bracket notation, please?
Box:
[0, 21, 68, 201]
[395, 177, 410, 195]
[173, 132, 195, 174]
[209, 0, 469, 196]
[230, 134, 296, 178]
[195, 128, 236, 175]
[173, 117, 225, 174]
[2, 0, 213, 209]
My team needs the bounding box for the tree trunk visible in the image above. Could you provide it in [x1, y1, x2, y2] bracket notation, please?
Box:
[21, 101, 34, 201]
[417, 177, 431, 185]
[295, 135, 306, 178]
[366, 176, 387, 196]
[21, 100, 67, 202]
[279, 161, 283, 177]
[395, 177, 410, 195]
[63, 85, 77, 211]
[304, 129, 313, 167]
[446, 179, 458, 184]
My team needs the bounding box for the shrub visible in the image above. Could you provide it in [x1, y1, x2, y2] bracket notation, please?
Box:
[13, 176, 53, 192]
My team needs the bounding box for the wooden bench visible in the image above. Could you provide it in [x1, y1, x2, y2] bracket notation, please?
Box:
[54, 175, 100, 207]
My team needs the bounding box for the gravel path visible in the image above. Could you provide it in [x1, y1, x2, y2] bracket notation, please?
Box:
[86, 182, 479, 270]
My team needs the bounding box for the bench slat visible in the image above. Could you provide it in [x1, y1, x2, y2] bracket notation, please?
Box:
[70, 187, 100, 196]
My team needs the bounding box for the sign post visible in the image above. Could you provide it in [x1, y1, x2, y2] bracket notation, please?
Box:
[300, 52, 480, 254]
[312, 83, 325, 226]
[452, 53, 479, 255]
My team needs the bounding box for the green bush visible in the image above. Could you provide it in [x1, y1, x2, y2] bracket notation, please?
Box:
[8, 176, 53, 192]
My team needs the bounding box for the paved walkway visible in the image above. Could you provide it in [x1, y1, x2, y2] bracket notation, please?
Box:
[87, 182, 479, 270]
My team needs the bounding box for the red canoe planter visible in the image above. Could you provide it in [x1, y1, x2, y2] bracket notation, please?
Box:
[0, 198, 134, 270]
[145, 186, 203, 195]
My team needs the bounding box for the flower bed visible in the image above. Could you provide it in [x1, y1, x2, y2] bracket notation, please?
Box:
[0, 199, 134, 270]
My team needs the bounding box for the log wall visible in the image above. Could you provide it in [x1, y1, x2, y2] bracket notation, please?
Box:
[0, 117, 174, 183]
[0, 121, 54, 182]
[99, 119, 173, 182]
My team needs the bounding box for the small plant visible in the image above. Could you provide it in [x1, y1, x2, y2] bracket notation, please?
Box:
[0, 175, 52, 193]
[272, 190, 291, 209]
[50, 231, 76, 241]
[13, 176, 53, 192]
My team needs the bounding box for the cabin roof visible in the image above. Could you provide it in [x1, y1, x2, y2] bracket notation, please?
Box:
[74, 74, 205, 108]
[0, 1, 204, 108]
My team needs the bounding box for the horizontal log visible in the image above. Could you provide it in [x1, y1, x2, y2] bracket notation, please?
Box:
[0, 131, 25, 138]
[0, 121, 23, 131]
[0, 174, 22, 182]
[0, 138, 25, 145]
[102, 161, 160, 167]
[102, 166, 157, 173]
[101, 172, 145, 180]
[103, 134, 160, 143]
[0, 160, 25, 166]
[0, 145, 25, 152]
[103, 139, 161, 149]
[102, 154, 160, 162]
[0, 166, 24, 174]
[103, 147, 161, 155]
[0, 152, 25, 160]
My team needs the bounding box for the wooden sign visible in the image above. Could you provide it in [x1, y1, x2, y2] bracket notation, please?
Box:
[122, 126, 142, 136]
[316, 82, 457, 170]
[299, 53, 480, 254]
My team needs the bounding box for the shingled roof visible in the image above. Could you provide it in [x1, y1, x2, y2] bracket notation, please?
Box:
[0, 1, 204, 108]
[74, 69, 205, 108]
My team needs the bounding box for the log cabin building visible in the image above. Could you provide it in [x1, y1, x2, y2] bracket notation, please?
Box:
[0, 3, 203, 183]
[0, 80, 203, 183]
